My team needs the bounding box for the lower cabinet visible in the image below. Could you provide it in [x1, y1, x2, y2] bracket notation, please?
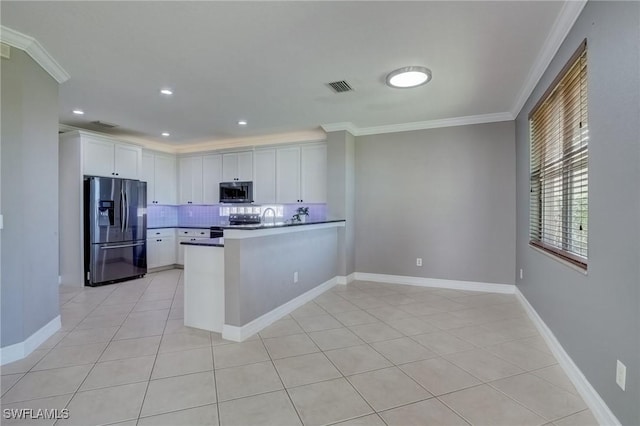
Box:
[147, 229, 176, 269]
[176, 228, 210, 266]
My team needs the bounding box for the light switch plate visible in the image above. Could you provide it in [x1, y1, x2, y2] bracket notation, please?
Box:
[0, 214, 3, 229]
[616, 359, 626, 391]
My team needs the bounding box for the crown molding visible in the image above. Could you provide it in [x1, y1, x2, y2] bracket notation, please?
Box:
[510, 0, 587, 118]
[0, 26, 70, 83]
[322, 112, 514, 137]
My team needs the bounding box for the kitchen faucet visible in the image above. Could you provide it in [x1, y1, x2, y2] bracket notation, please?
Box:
[261, 207, 276, 225]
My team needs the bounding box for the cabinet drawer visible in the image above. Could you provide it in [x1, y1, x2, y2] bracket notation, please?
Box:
[148, 228, 175, 238]
[177, 228, 209, 238]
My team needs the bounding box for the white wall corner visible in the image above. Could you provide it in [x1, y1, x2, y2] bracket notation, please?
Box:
[354, 272, 515, 294]
[0, 26, 70, 83]
[336, 273, 356, 285]
[515, 289, 621, 426]
[510, 0, 587, 117]
[0, 315, 61, 365]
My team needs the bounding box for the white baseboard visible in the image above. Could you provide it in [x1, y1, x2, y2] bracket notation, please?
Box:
[223, 277, 338, 342]
[0, 315, 61, 365]
[336, 273, 356, 285]
[354, 272, 515, 294]
[515, 289, 621, 426]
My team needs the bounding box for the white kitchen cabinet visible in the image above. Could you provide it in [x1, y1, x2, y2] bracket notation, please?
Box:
[203, 154, 223, 204]
[176, 228, 210, 265]
[222, 151, 253, 182]
[301, 144, 327, 203]
[147, 228, 176, 269]
[276, 146, 301, 203]
[142, 151, 177, 205]
[253, 149, 277, 204]
[178, 156, 203, 204]
[83, 135, 142, 179]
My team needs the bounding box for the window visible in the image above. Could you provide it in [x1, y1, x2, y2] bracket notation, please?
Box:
[529, 40, 588, 269]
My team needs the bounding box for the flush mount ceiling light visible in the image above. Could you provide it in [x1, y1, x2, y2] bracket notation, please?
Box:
[160, 88, 173, 95]
[386, 66, 432, 88]
[72, 109, 84, 115]
[161, 132, 170, 137]
[238, 120, 248, 126]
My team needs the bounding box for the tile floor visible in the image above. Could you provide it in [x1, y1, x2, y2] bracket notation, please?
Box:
[0, 269, 597, 426]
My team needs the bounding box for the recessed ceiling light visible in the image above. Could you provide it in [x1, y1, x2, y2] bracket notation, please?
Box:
[386, 66, 432, 88]
[72, 109, 84, 115]
[238, 120, 248, 126]
[161, 132, 170, 137]
[160, 88, 173, 95]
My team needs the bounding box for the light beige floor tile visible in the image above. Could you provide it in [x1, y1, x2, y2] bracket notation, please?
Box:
[399, 357, 481, 396]
[57, 326, 119, 347]
[445, 348, 524, 382]
[424, 311, 489, 330]
[294, 314, 343, 332]
[113, 320, 167, 340]
[448, 325, 514, 347]
[440, 384, 546, 426]
[141, 371, 216, 417]
[366, 306, 414, 322]
[219, 390, 301, 426]
[491, 373, 587, 421]
[288, 378, 373, 426]
[380, 397, 470, 426]
[324, 344, 392, 375]
[262, 333, 320, 359]
[308, 328, 364, 351]
[290, 302, 327, 319]
[347, 366, 432, 411]
[333, 414, 387, 425]
[99, 335, 161, 361]
[151, 346, 213, 379]
[90, 302, 136, 317]
[0, 349, 49, 375]
[213, 340, 270, 369]
[0, 394, 73, 426]
[216, 360, 283, 401]
[2, 364, 92, 403]
[348, 323, 403, 343]
[350, 296, 389, 310]
[371, 337, 438, 365]
[126, 309, 170, 323]
[158, 330, 211, 353]
[486, 339, 557, 371]
[75, 312, 128, 329]
[133, 299, 173, 312]
[138, 404, 219, 426]
[139, 290, 176, 302]
[385, 317, 439, 335]
[163, 319, 207, 335]
[273, 352, 342, 388]
[332, 309, 379, 326]
[519, 335, 553, 354]
[259, 318, 304, 338]
[553, 409, 598, 426]
[412, 331, 476, 355]
[210, 332, 236, 347]
[532, 365, 579, 395]
[57, 382, 146, 426]
[32, 342, 107, 371]
[1, 373, 23, 396]
[80, 355, 154, 390]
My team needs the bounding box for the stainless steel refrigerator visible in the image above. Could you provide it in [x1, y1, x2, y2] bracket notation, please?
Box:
[84, 176, 147, 286]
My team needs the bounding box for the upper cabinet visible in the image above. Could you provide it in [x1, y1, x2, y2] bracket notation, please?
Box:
[253, 149, 277, 204]
[83, 135, 142, 180]
[222, 151, 253, 181]
[203, 154, 223, 204]
[276, 143, 326, 204]
[179, 156, 204, 204]
[142, 151, 177, 205]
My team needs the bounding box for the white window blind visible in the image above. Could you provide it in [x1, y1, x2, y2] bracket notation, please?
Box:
[529, 40, 588, 269]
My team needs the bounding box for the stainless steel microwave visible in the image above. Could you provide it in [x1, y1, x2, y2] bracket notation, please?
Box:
[219, 181, 253, 203]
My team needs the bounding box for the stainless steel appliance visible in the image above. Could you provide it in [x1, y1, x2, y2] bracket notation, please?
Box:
[84, 176, 147, 286]
[219, 181, 253, 203]
[228, 213, 261, 225]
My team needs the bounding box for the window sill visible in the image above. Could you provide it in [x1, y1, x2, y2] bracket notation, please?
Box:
[529, 245, 588, 275]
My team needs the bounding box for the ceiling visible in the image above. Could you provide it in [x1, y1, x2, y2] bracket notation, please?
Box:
[1, 1, 577, 149]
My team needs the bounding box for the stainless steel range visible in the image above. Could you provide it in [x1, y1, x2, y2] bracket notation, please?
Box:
[228, 213, 261, 225]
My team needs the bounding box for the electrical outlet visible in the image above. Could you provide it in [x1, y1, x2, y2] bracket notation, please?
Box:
[293, 271, 298, 283]
[519, 269, 523, 280]
[416, 258, 423, 267]
[616, 360, 627, 390]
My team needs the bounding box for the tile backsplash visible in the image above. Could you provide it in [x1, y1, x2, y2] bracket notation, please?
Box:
[147, 203, 326, 228]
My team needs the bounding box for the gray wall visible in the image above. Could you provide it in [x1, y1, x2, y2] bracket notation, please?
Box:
[1, 48, 60, 348]
[224, 227, 338, 326]
[515, 2, 639, 424]
[355, 122, 516, 285]
[327, 131, 356, 276]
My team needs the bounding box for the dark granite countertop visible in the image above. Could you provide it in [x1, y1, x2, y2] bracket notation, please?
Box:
[150, 219, 345, 231]
[180, 237, 224, 247]
[148, 225, 212, 230]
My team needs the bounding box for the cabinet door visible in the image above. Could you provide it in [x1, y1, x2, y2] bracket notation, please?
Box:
[147, 237, 176, 268]
[253, 149, 276, 204]
[203, 154, 223, 204]
[154, 154, 177, 204]
[178, 157, 192, 204]
[222, 153, 238, 182]
[237, 151, 253, 181]
[83, 137, 115, 177]
[178, 157, 203, 204]
[114, 144, 141, 179]
[276, 146, 301, 203]
[141, 153, 155, 205]
[301, 144, 327, 203]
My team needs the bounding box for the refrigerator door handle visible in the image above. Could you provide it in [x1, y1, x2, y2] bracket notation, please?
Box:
[100, 242, 145, 250]
[120, 188, 125, 233]
[124, 188, 129, 231]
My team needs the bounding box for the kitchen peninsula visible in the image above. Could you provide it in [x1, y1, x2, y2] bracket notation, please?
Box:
[181, 220, 345, 341]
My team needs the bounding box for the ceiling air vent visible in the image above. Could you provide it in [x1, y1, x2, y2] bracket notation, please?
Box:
[90, 120, 119, 129]
[327, 80, 354, 93]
